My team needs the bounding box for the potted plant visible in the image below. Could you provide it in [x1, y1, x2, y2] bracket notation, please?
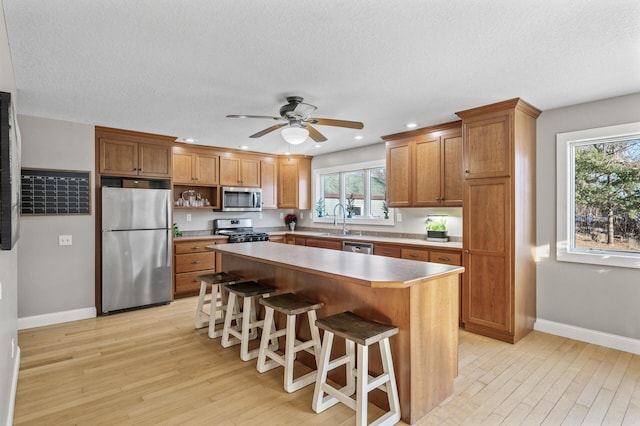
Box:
[426, 218, 448, 239]
[284, 213, 297, 231]
[346, 194, 356, 218]
[316, 197, 325, 218]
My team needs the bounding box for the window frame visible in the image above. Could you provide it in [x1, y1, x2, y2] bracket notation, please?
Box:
[556, 121, 640, 269]
[313, 160, 395, 225]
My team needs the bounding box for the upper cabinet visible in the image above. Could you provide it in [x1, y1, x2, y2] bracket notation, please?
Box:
[462, 111, 511, 179]
[173, 145, 219, 185]
[97, 127, 174, 178]
[220, 156, 260, 187]
[383, 121, 463, 207]
[260, 158, 278, 209]
[278, 156, 311, 209]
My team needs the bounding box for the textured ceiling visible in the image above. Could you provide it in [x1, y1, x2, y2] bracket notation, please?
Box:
[3, 0, 640, 156]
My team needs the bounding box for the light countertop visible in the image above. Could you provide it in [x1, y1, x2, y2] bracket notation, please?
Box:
[209, 241, 464, 289]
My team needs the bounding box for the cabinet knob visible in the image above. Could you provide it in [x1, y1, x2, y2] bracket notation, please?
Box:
[464, 169, 470, 174]
[438, 257, 450, 261]
[192, 260, 201, 264]
[192, 246, 201, 250]
[464, 249, 469, 254]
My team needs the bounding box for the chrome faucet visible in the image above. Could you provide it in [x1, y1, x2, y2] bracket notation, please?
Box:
[333, 203, 348, 235]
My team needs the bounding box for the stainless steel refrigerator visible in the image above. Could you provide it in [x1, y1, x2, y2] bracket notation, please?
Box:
[101, 187, 172, 314]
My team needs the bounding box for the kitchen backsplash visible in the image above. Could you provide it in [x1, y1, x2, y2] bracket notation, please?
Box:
[172, 207, 462, 238]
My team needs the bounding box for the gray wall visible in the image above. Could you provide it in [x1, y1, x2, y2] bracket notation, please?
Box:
[17, 115, 95, 317]
[0, 2, 19, 422]
[537, 93, 640, 339]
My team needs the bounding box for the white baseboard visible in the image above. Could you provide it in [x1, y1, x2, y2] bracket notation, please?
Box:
[534, 319, 640, 355]
[18, 307, 96, 330]
[7, 346, 20, 426]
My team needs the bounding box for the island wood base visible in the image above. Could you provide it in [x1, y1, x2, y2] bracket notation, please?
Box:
[216, 251, 460, 424]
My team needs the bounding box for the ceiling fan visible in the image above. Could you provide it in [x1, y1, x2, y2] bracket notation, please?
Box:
[226, 96, 364, 144]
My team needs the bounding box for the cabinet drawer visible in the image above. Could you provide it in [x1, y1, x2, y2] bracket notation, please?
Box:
[374, 244, 402, 258]
[401, 248, 429, 262]
[175, 252, 215, 273]
[429, 250, 462, 266]
[175, 240, 218, 254]
[175, 270, 215, 294]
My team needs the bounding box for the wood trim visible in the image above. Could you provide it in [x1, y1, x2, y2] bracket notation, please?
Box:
[381, 120, 462, 141]
[455, 98, 541, 120]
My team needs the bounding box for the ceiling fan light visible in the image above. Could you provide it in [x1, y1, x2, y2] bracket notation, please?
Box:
[281, 126, 309, 145]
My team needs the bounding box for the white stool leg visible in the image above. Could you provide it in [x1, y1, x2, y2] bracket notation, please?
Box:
[312, 331, 342, 413]
[195, 281, 209, 329]
[283, 313, 297, 391]
[307, 310, 322, 368]
[257, 306, 280, 372]
[377, 338, 401, 425]
[356, 343, 368, 426]
[207, 284, 223, 338]
[345, 339, 356, 396]
[221, 292, 241, 348]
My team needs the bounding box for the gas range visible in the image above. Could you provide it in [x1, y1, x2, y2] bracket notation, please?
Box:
[213, 218, 269, 243]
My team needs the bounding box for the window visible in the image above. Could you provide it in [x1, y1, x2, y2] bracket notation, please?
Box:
[315, 161, 393, 225]
[557, 122, 640, 268]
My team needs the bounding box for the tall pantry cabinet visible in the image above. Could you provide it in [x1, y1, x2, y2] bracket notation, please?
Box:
[456, 98, 540, 344]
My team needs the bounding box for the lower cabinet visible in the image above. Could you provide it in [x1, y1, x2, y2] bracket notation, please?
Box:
[305, 238, 342, 250]
[268, 234, 285, 243]
[373, 244, 402, 258]
[174, 239, 221, 298]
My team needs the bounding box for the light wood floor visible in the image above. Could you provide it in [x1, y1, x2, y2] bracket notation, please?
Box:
[14, 297, 640, 425]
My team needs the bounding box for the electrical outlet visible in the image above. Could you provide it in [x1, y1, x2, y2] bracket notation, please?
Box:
[280, 212, 284, 219]
[396, 213, 403, 222]
[300, 213, 304, 220]
[186, 214, 192, 222]
[259, 213, 263, 219]
[59, 235, 73, 246]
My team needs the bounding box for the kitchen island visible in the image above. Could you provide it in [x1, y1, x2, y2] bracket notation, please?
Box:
[209, 241, 464, 424]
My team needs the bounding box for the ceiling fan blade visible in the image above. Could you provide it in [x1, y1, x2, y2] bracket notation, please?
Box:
[306, 124, 328, 142]
[307, 117, 364, 129]
[249, 123, 288, 138]
[227, 114, 284, 121]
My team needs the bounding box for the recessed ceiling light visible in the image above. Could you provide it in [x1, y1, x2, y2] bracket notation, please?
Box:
[354, 135, 363, 140]
[314, 144, 322, 148]
[239, 145, 249, 150]
[406, 123, 417, 129]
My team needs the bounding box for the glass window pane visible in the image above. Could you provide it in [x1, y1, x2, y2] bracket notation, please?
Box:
[345, 170, 364, 216]
[370, 167, 386, 218]
[322, 173, 340, 216]
[573, 138, 640, 254]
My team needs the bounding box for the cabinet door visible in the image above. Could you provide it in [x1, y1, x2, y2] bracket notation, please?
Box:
[441, 131, 463, 206]
[219, 157, 241, 186]
[240, 158, 260, 187]
[463, 113, 511, 179]
[278, 160, 299, 208]
[260, 160, 278, 209]
[386, 141, 411, 207]
[374, 244, 402, 258]
[401, 247, 429, 262]
[305, 238, 342, 250]
[139, 143, 172, 178]
[463, 177, 511, 333]
[173, 152, 194, 184]
[99, 138, 139, 176]
[413, 136, 441, 206]
[195, 153, 219, 185]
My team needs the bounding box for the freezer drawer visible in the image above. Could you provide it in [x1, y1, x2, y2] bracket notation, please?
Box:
[102, 228, 172, 313]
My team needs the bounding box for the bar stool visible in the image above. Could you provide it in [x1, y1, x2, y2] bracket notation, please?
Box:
[221, 281, 278, 361]
[312, 311, 401, 426]
[194, 272, 244, 338]
[256, 293, 323, 393]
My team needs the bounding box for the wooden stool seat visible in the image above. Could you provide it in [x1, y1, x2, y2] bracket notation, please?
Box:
[221, 281, 278, 361]
[312, 311, 401, 426]
[194, 272, 244, 339]
[257, 293, 323, 393]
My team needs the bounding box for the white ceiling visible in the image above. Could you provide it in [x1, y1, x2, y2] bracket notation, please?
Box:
[3, 1, 640, 156]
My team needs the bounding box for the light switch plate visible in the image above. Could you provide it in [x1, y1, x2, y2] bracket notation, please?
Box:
[59, 235, 73, 245]
[186, 214, 192, 222]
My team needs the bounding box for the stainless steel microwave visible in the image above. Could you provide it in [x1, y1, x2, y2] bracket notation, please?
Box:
[220, 187, 262, 212]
